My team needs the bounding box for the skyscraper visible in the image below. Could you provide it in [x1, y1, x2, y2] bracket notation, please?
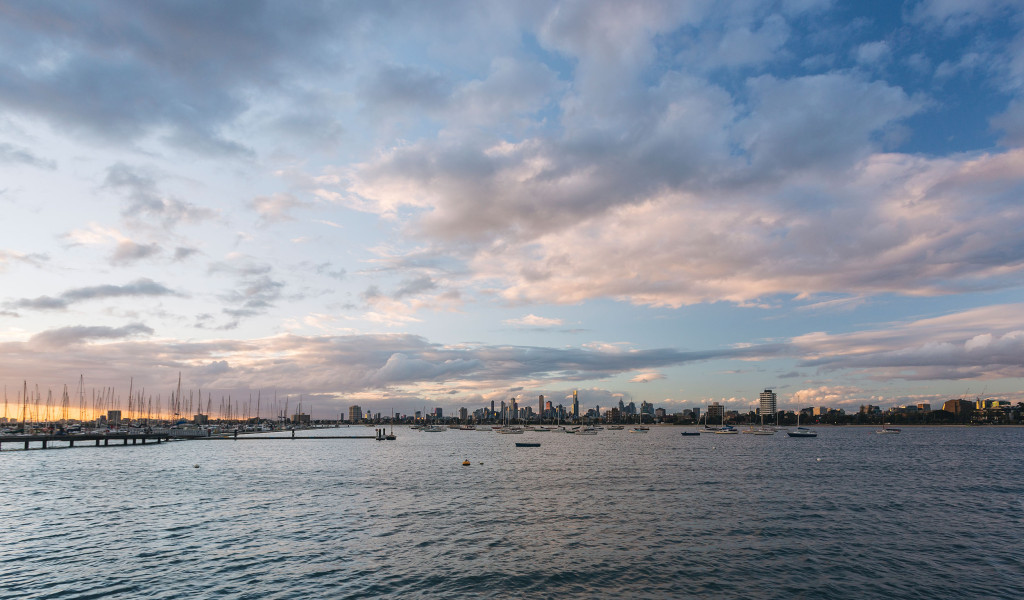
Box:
[759, 389, 777, 419]
[539, 395, 544, 419]
[572, 390, 579, 420]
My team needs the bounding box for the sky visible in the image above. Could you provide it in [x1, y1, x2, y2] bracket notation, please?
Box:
[2, 0, 1024, 420]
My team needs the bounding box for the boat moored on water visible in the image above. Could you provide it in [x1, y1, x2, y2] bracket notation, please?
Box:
[787, 414, 817, 437]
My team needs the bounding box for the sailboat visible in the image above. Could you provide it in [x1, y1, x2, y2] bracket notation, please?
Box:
[787, 412, 817, 438]
[876, 423, 901, 434]
[714, 402, 738, 434]
[681, 414, 701, 436]
[629, 410, 649, 433]
[382, 411, 396, 440]
[752, 411, 776, 435]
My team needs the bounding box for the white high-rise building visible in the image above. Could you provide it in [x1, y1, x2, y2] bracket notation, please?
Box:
[759, 389, 777, 418]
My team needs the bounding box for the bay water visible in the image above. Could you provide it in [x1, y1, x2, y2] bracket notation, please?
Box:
[2, 426, 1022, 599]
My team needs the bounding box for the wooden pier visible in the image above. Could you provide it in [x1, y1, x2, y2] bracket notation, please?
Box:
[196, 435, 377, 440]
[0, 433, 170, 451]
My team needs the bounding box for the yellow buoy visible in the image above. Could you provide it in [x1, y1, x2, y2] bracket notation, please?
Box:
[462, 460, 471, 466]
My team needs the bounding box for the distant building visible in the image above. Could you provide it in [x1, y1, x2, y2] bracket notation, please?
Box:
[943, 399, 974, 417]
[348, 405, 362, 423]
[691, 407, 701, 421]
[654, 408, 666, 419]
[812, 406, 829, 416]
[707, 402, 724, 423]
[107, 410, 122, 425]
[292, 413, 311, 424]
[917, 403, 931, 412]
[194, 414, 209, 425]
[759, 389, 777, 417]
[539, 395, 545, 418]
[459, 407, 468, 421]
[433, 407, 443, 419]
[572, 390, 579, 419]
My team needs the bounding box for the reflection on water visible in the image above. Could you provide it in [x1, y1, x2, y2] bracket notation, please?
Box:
[1, 427, 1022, 599]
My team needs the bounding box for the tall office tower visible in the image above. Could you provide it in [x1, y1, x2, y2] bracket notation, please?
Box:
[572, 390, 579, 419]
[491, 399, 495, 415]
[539, 395, 545, 418]
[348, 405, 362, 422]
[759, 389, 777, 418]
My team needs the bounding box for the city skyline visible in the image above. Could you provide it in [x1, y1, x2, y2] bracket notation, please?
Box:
[2, 1, 1024, 418]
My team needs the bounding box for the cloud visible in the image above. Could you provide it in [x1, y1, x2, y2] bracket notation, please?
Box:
[315, 262, 347, 281]
[29, 323, 154, 348]
[0, 250, 49, 271]
[854, 40, 890, 65]
[629, 372, 666, 383]
[463, 147, 1024, 308]
[794, 304, 1024, 380]
[104, 163, 217, 228]
[174, 246, 201, 261]
[393, 276, 437, 299]
[248, 193, 312, 225]
[206, 255, 285, 324]
[789, 385, 864, 408]
[0, 331, 787, 401]
[504, 314, 564, 328]
[0, 142, 56, 169]
[10, 278, 180, 311]
[361, 64, 453, 113]
[0, 2, 348, 154]
[111, 240, 161, 264]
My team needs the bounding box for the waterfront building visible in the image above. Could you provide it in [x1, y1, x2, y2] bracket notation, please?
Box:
[539, 395, 544, 419]
[459, 407, 468, 421]
[917, 403, 931, 411]
[348, 405, 362, 423]
[691, 407, 701, 421]
[572, 390, 579, 419]
[194, 413, 209, 425]
[707, 402, 724, 423]
[292, 413, 311, 424]
[943, 399, 974, 417]
[759, 389, 777, 418]
[107, 410, 122, 426]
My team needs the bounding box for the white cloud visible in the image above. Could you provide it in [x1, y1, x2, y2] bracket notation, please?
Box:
[504, 314, 564, 327]
[629, 371, 666, 383]
[854, 40, 890, 64]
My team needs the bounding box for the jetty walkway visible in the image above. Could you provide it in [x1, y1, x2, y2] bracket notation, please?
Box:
[0, 433, 170, 451]
[0, 430, 388, 451]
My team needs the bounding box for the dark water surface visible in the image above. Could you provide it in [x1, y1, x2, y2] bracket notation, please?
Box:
[2, 426, 1022, 599]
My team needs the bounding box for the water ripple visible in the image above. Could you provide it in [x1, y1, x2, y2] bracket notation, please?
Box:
[2, 427, 1023, 598]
